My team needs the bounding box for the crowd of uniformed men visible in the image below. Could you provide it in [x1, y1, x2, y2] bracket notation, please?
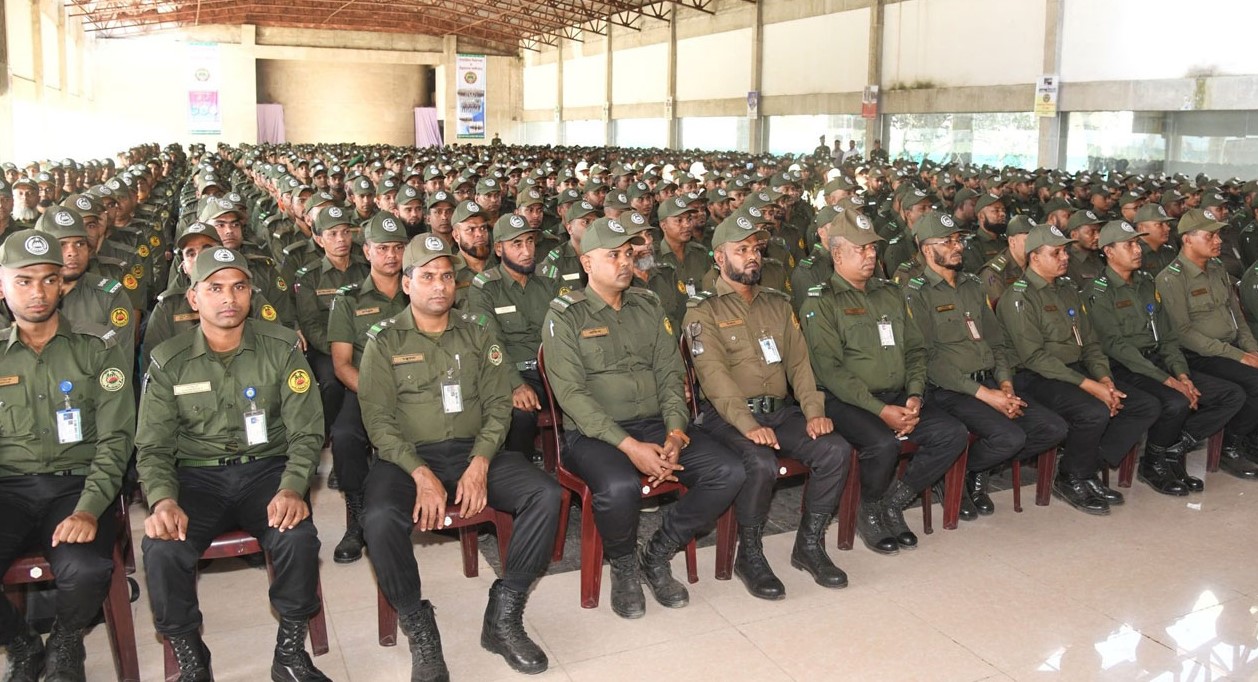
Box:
[3, 139, 1258, 682]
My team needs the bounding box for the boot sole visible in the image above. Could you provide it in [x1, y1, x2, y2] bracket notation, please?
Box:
[734, 571, 785, 601]
[1051, 488, 1110, 516]
[790, 557, 848, 588]
[332, 553, 363, 564]
[610, 602, 646, 619]
[480, 634, 548, 675]
[1136, 473, 1190, 496]
[641, 580, 688, 608]
[858, 536, 899, 556]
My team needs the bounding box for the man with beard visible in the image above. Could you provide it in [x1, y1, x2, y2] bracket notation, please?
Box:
[1159, 209, 1258, 478]
[1135, 202, 1179, 276]
[426, 189, 457, 248]
[686, 215, 851, 600]
[11, 178, 40, 228]
[325, 213, 409, 563]
[1064, 209, 1106, 286]
[514, 188, 558, 258]
[360, 235, 561, 678]
[976, 215, 1037, 304]
[137, 247, 329, 682]
[292, 205, 370, 438]
[906, 212, 1067, 518]
[449, 200, 497, 307]
[800, 210, 967, 554]
[34, 173, 60, 214]
[540, 200, 598, 294]
[543, 217, 743, 619]
[468, 214, 560, 460]
[655, 196, 712, 296]
[391, 185, 426, 238]
[960, 193, 1008, 273]
[0, 180, 17, 240]
[0, 229, 135, 682]
[622, 211, 686, 331]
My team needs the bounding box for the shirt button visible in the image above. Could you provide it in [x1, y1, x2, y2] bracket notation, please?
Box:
[37, 394, 45, 400]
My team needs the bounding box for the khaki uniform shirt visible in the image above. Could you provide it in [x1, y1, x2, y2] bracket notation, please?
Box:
[327, 276, 408, 367]
[1156, 255, 1257, 361]
[1087, 266, 1189, 383]
[995, 270, 1110, 385]
[904, 268, 1011, 396]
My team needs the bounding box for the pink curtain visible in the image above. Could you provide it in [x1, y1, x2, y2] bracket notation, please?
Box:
[415, 107, 442, 147]
[257, 104, 286, 144]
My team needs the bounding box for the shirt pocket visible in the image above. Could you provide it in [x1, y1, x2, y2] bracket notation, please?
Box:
[933, 311, 969, 345]
[0, 385, 35, 438]
[577, 334, 623, 372]
[717, 321, 758, 363]
[393, 360, 440, 405]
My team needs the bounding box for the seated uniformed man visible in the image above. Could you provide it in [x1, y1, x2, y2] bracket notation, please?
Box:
[1063, 209, 1105, 286]
[0, 230, 134, 682]
[542, 217, 743, 619]
[800, 210, 967, 555]
[976, 215, 1036, 304]
[137, 247, 329, 682]
[1088, 220, 1245, 494]
[540, 200, 598, 289]
[686, 215, 851, 600]
[655, 196, 713, 295]
[959, 193, 1008, 273]
[359, 235, 561, 679]
[996, 225, 1159, 514]
[1134, 203, 1178, 276]
[467, 214, 560, 459]
[904, 212, 1067, 517]
[621, 211, 687, 332]
[325, 213, 409, 563]
[448, 201, 498, 304]
[1158, 209, 1258, 478]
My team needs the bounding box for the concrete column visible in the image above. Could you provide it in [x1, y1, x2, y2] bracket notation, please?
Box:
[666, 8, 677, 148]
[951, 113, 974, 164]
[863, 0, 883, 153]
[30, 0, 42, 103]
[442, 35, 458, 145]
[1036, 0, 1065, 169]
[604, 31, 613, 145]
[748, 0, 763, 154]
[0, 0, 12, 160]
[555, 44, 564, 144]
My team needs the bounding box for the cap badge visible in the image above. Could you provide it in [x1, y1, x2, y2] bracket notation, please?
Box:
[24, 235, 50, 255]
[424, 236, 444, 251]
[607, 220, 625, 233]
[53, 211, 75, 227]
[212, 249, 234, 262]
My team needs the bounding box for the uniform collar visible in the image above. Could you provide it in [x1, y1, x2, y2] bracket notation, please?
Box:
[714, 276, 762, 301]
[3, 314, 74, 354]
[828, 271, 880, 294]
[922, 266, 954, 289]
[1102, 265, 1133, 288]
[1175, 255, 1207, 278]
[188, 319, 258, 359]
[393, 307, 457, 333]
[1025, 269, 1053, 290]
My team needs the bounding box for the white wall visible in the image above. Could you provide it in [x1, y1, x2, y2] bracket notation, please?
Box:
[676, 28, 751, 101]
[882, 0, 1046, 88]
[523, 62, 557, 110]
[562, 51, 606, 108]
[762, 8, 870, 96]
[611, 43, 668, 105]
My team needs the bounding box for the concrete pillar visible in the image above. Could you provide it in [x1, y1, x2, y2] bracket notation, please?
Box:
[604, 31, 613, 145]
[863, 0, 883, 154]
[951, 113, 974, 164]
[666, 8, 677, 148]
[1036, 0, 1065, 169]
[29, 0, 41, 104]
[442, 35, 458, 145]
[0, 0, 12, 160]
[748, 0, 763, 154]
[555, 43, 563, 144]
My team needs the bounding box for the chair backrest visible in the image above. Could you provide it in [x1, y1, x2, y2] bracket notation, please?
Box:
[536, 344, 564, 473]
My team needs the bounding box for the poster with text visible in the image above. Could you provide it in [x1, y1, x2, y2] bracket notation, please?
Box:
[456, 54, 487, 139]
[187, 42, 222, 135]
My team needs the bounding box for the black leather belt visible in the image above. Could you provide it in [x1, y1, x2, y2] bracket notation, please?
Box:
[747, 396, 787, 415]
[516, 360, 538, 372]
[968, 369, 994, 384]
[178, 455, 264, 468]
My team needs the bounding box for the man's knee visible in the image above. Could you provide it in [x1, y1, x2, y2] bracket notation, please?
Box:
[141, 536, 200, 570]
[264, 520, 320, 559]
[49, 547, 113, 591]
[740, 446, 779, 488]
[361, 497, 413, 544]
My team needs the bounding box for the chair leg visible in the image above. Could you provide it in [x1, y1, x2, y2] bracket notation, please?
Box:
[495, 511, 514, 565]
[1012, 460, 1023, 513]
[308, 580, 329, 656]
[163, 638, 177, 682]
[1117, 443, 1138, 489]
[377, 585, 398, 647]
[684, 539, 698, 584]
[552, 489, 572, 563]
[1207, 430, 1223, 472]
[920, 483, 933, 535]
[941, 446, 968, 531]
[1035, 448, 1056, 506]
[836, 453, 860, 551]
[713, 507, 737, 580]
[459, 526, 480, 578]
[578, 494, 602, 609]
[104, 544, 141, 682]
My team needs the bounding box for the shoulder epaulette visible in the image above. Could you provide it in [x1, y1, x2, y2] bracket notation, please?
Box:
[1166, 262, 1183, 274]
[962, 272, 981, 284]
[251, 319, 300, 346]
[762, 287, 791, 301]
[67, 319, 119, 349]
[798, 257, 815, 268]
[365, 317, 396, 341]
[460, 311, 490, 328]
[1058, 275, 1073, 283]
[1092, 276, 1108, 290]
[626, 287, 661, 305]
[336, 282, 361, 295]
[1210, 257, 1224, 265]
[685, 290, 715, 308]
[539, 263, 558, 279]
[150, 331, 196, 366]
[245, 254, 275, 267]
[549, 290, 587, 312]
[95, 278, 123, 295]
[987, 254, 1008, 273]
[155, 285, 187, 303]
[472, 268, 502, 288]
[807, 283, 830, 298]
[544, 249, 561, 262]
[295, 265, 313, 278]
[1011, 280, 1029, 292]
[906, 276, 925, 290]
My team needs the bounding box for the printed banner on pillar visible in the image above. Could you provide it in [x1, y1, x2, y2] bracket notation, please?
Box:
[1035, 75, 1059, 117]
[456, 54, 487, 139]
[861, 85, 879, 119]
[187, 42, 222, 135]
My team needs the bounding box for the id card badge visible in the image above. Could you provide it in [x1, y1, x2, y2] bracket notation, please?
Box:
[56, 409, 82, 444]
[964, 312, 982, 341]
[685, 279, 697, 297]
[1146, 304, 1160, 343]
[757, 331, 782, 364]
[877, 316, 896, 347]
[1067, 308, 1082, 346]
[244, 410, 269, 446]
[441, 369, 464, 414]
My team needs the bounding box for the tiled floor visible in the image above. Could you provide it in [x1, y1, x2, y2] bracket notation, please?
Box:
[7, 447, 1258, 681]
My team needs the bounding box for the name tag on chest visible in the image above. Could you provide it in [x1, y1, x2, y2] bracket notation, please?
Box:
[315, 288, 340, 296]
[1191, 288, 1209, 297]
[173, 382, 212, 395]
[581, 327, 609, 338]
[173, 312, 199, 322]
[355, 307, 380, 316]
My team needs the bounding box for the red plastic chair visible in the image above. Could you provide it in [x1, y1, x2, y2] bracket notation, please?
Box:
[161, 530, 329, 680]
[1010, 448, 1059, 512]
[537, 345, 699, 609]
[3, 500, 139, 682]
[376, 507, 514, 646]
[1204, 431, 1225, 473]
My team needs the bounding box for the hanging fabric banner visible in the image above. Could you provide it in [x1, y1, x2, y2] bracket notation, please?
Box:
[187, 42, 222, 135]
[456, 53, 487, 139]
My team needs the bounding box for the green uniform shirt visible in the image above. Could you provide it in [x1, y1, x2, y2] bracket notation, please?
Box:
[1238, 261, 1258, 341]
[880, 219, 914, 281]
[293, 255, 371, 354]
[539, 242, 584, 289]
[3, 274, 139, 372]
[143, 284, 280, 369]
[1138, 240, 1177, 278]
[326, 276, 408, 367]
[789, 245, 832, 312]
[976, 249, 1024, 305]
[358, 308, 512, 474]
[467, 265, 559, 387]
[656, 239, 713, 293]
[800, 272, 927, 415]
[541, 288, 687, 446]
[136, 320, 323, 506]
[1156, 255, 1257, 361]
[0, 316, 134, 517]
[635, 266, 687, 334]
[1087, 266, 1189, 383]
[891, 255, 925, 287]
[995, 270, 1110, 385]
[683, 280, 824, 435]
[904, 268, 1011, 396]
[1065, 246, 1104, 286]
[961, 229, 1007, 273]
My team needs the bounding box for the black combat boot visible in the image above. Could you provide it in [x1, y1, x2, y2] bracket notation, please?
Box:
[966, 470, 995, 515]
[637, 531, 689, 608]
[166, 632, 213, 682]
[790, 512, 848, 588]
[399, 601, 449, 682]
[43, 621, 86, 682]
[480, 580, 547, 674]
[608, 553, 645, 619]
[733, 523, 785, 600]
[882, 480, 919, 548]
[270, 618, 330, 682]
[1137, 442, 1190, 496]
[2, 625, 45, 682]
[333, 491, 366, 563]
[855, 500, 899, 555]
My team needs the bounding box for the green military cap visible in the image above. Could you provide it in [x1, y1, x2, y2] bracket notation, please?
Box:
[190, 246, 251, 284]
[175, 221, 221, 248]
[35, 207, 88, 239]
[912, 210, 963, 242]
[516, 188, 544, 207]
[12, 177, 37, 190]
[475, 176, 503, 195]
[581, 176, 608, 193]
[304, 191, 336, 213]
[1065, 209, 1104, 233]
[375, 176, 401, 195]
[1007, 215, 1038, 237]
[557, 188, 582, 206]
[348, 176, 375, 196]
[813, 205, 839, 228]
[627, 181, 652, 200]
[823, 176, 859, 194]
[829, 208, 882, 246]
[64, 193, 103, 217]
[609, 164, 632, 177]
[836, 195, 866, 213]
[621, 211, 651, 234]
[953, 187, 979, 205]
[1177, 208, 1227, 235]
[363, 213, 410, 244]
[1117, 191, 1144, 208]
[727, 176, 751, 192]
[1200, 191, 1227, 208]
[404, 234, 463, 270]
[425, 189, 455, 209]
[1024, 224, 1076, 252]
[973, 192, 1003, 213]
[1160, 189, 1186, 205]
[657, 195, 697, 220]
[703, 187, 731, 204]
[604, 190, 631, 210]
[452, 200, 486, 225]
[198, 197, 242, 223]
[1042, 197, 1075, 216]
[396, 185, 423, 206]
[494, 213, 538, 243]
[712, 214, 768, 248]
[735, 204, 773, 226]
[1097, 220, 1147, 248]
[423, 165, 444, 181]
[314, 204, 354, 232]
[1134, 203, 1172, 224]
[770, 172, 799, 189]
[565, 200, 599, 223]
[581, 217, 644, 252]
[0, 229, 62, 268]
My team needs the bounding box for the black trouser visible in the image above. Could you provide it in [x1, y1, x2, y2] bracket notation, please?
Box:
[1013, 370, 1159, 477]
[306, 349, 344, 437]
[1184, 352, 1258, 438]
[821, 390, 968, 500]
[1112, 363, 1246, 446]
[506, 370, 545, 457]
[0, 476, 117, 644]
[563, 418, 744, 559]
[330, 391, 370, 494]
[143, 458, 321, 636]
[361, 443, 561, 613]
[928, 382, 1068, 471]
[697, 403, 849, 526]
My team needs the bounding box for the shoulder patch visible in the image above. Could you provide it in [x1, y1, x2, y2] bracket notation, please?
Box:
[459, 312, 490, 328]
[1166, 262, 1182, 274]
[549, 289, 587, 312]
[807, 283, 830, 298]
[906, 276, 925, 290]
[98, 278, 123, 294]
[337, 282, 361, 295]
[1012, 280, 1028, 292]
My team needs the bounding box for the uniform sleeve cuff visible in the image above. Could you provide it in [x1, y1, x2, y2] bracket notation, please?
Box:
[74, 495, 110, 519]
[280, 472, 311, 497]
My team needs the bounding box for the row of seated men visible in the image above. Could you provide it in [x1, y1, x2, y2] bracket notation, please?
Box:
[3, 142, 1258, 682]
